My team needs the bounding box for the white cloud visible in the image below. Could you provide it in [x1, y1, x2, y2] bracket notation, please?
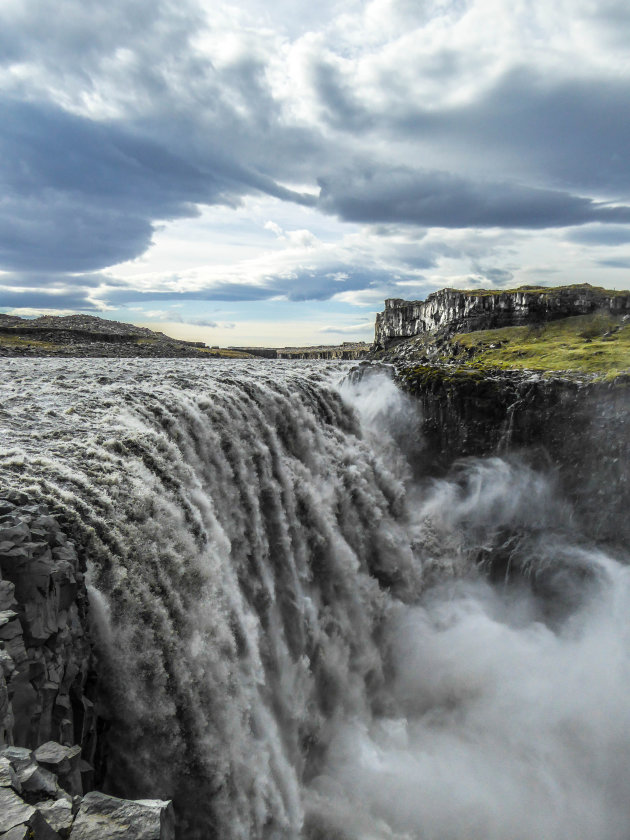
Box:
[0, 0, 628, 330]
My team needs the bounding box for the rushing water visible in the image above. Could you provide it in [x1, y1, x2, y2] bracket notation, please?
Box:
[0, 358, 629, 840]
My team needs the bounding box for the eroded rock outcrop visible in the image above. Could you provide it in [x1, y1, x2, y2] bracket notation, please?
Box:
[0, 492, 175, 840]
[0, 493, 94, 758]
[374, 284, 630, 349]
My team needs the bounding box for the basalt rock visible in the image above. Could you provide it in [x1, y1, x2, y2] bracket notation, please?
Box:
[0, 491, 176, 837]
[69, 791, 175, 840]
[0, 745, 174, 840]
[374, 284, 630, 349]
[398, 364, 630, 548]
[0, 497, 93, 758]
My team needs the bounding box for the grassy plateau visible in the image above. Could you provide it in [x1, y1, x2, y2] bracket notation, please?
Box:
[451, 312, 630, 378]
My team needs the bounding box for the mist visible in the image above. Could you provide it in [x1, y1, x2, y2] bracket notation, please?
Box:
[305, 370, 630, 840]
[2, 358, 627, 839]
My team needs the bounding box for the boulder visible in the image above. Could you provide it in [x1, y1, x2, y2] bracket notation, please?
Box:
[69, 792, 175, 840]
[35, 798, 75, 836]
[0, 579, 16, 610]
[1, 747, 34, 773]
[34, 743, 82, 797]
[18, 761, 60, 800]
[0, 611, 21, 641]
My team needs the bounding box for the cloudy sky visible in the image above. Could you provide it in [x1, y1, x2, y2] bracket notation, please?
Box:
[2, 0, 630, 345]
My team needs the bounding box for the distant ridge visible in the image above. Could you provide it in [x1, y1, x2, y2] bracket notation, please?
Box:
[0, 313, 250, 358]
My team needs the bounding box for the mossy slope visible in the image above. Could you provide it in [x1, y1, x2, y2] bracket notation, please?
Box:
[451, 312, 630, 377]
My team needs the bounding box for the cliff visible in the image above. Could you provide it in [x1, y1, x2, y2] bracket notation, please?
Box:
[0, 493, 93, 757]
[374, 284, 630, 349]
[398, 365, 629, 547]
[0, 491, 174, 839]
[363, 283, 630, 550]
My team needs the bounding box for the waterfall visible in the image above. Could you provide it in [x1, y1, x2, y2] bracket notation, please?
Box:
[1, 358, 628, 840]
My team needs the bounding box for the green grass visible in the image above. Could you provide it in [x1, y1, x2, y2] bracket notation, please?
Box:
[451, 313, 630, 377]
[447, 283, 630, 298]
[0, 335, 63, 351]
[194, 347, 253, 358]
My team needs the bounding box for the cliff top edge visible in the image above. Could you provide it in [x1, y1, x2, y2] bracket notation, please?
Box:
[384, 283, 630, 308]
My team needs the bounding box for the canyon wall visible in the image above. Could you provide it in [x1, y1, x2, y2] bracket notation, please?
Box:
[374, 285, 630, 348]
[0, 491, 174, 839]
[397, 365, 630, 549]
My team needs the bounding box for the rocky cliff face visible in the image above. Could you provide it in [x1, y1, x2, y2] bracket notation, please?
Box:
[0, 493, 94, 759]
[396, 365, 630, 548]
[374, 284, 630, 349]
[0, 491, 174, 839]
[0, 744, 174, 839]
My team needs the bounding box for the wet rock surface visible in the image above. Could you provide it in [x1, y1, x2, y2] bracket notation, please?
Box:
[396, 365, 630, 548]
[0, 745, 174, 840]
[0, 492, 175, 840]
[0, 494, 93, 755]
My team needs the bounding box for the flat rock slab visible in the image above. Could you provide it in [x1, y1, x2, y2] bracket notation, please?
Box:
[0, 786, 35, 832]
[0, 825, 31, 840]
[34, 742, 81, 771]
[0, 755, 20, 790]
[69, 791, 175, 840]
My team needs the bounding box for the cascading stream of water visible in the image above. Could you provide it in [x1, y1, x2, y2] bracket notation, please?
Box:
[0, 358, 628, 840]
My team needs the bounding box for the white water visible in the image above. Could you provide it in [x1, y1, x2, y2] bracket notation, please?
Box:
[0, 358, 628, 840]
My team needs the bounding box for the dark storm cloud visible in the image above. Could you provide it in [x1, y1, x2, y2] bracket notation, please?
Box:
[0, 96, 314, 275]
[473, 266, 515, 286]
[311, 63, 630, 202]
[0, 272, 119, 289]
[0, 98, 211, 272]
[318, 166, 630, 229]
[106, 286, 276, 305]
[277, 267, 392, 301]
[0, 289, 98, 310]
[311, 61, 374, 132]
[392, 70, 630, 197]
[1, 0, 629, 310]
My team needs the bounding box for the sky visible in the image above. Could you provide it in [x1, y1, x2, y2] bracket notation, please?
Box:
[1, 0, 630, 346]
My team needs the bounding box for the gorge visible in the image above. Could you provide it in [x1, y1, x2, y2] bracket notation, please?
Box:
[0, 286, 629, 840]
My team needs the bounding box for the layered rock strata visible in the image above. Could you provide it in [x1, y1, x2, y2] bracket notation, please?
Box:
[374, 284, 630, 349]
